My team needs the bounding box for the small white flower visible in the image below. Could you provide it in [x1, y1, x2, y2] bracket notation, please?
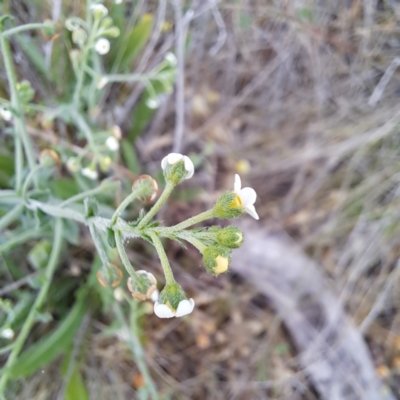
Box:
[165, 52, 177, 66]
[82, 167, 98, 180]
[113, 287, 124, 302]
[233, 174, 259, 220]
[161, 153, 194, 180]
[0, 328, 14, 339]
[112, 125, 122, 140]
[105, 136, 119, 151]
[90, 3, 108, 17]
[66, 157, 80, 172]
[146, 97, 159, 109]
[95, 38, 110, 55]
[154, 298, 195, 318]
[115, 0, 123, 4]
[0, 107, 12, 121]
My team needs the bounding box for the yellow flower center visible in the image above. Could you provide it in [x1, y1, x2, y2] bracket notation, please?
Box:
[231, 194, 242, 208]
[215, 256, 229, 274]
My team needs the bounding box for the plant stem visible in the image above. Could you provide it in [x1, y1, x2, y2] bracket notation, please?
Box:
[0, 228, 44, 254]
[0, 218, 63, 395]
[21, 164, 43, 198]
[169, 208, 215, 231]
[88, 224, 109, 268]
[148, 231, 175, 285]
[111, 183, 151, 226]
[1, 22, 54, 38]
[0, 203, 23, 232]
[59, 179, 119, 208]
[177, 232, 207, 253]
[71, 109, 95, 147]
[137, 182, 174, 229]
[114, 230, 137, 278]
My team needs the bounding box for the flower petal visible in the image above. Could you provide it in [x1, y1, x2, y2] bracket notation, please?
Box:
[239, 187, 257, 206]
[244, 204, 259, 220]
[183, 156, 194, 179]
[234, 174, 241, 192]
[161, 156, 168, 170]
[167, 153, 183, 165]
[154, 302, 175, 318]
[175, 298, 195, 317]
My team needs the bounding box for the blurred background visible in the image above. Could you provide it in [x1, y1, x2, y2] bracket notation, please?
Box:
[1, 0, 400, 399]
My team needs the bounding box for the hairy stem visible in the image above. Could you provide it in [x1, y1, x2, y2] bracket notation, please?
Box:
[114, 230, 137, 279]
[169, 208, 215, 231]
[148, 231, 175, 285]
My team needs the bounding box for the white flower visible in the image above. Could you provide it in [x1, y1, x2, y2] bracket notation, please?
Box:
[146, 97, 159, 109]
[90, 3, 108, 17]
[161, 153, 194, 180]
[113, 288, 124, 302]
[82, 167, 98, 180]
[105, 136, 119, 151]
[66, 157, 80, 172]
[0, 328, 14, 339]
[165, 52, 177, 66]
[0, 107, 12, 121]
[154, 298, 195, 318]
[233, 174, 259, 220]
[95, 38, 110, 55]
[97, 76, 109, 89]
[112, 125, 122, 140]
[115, 0, 123, 4]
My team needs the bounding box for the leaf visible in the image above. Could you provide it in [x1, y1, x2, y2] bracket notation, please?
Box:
[51, 179, 80, 200]
[15, 35, 49, 80]
[65, 367, 89, 400]
[0, 152, 14, 187]
[119, 14, 153, 69]
[121, 139, 140, 173]
[9, 288, 88, 378]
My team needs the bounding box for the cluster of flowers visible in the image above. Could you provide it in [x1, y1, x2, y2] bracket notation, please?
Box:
[97, 153, 259, 319]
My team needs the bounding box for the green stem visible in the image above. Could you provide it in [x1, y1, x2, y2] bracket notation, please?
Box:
[88, 224, 109, 268]
[0, 34, 37, 192]
[114, 230, 137, 278]
[0, 228, 44, 254]
[148, 231, 175, 285]
[0, 203, 23, 232]
[137, 182, 174, 229]
[178, 232, 207, 253]
[59, 179, 119, 208]
[21, 164, 43, 198]
[169, 208, 215, 231]
[0, 219, 63, 394]
[71, 110, 95, 147]
[111, 183, 152, 226]
[1, 22, 55, 38]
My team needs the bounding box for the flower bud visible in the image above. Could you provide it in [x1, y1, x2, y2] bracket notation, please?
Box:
[127, 270, 157, 301]
[154, 282, 195, 318]
[96, 264, 123, 288]
[213, 192, 244, 220]
[82, 166, 98, 180]
[216, 227, 243, 249]
[90, 3, 108, 19]
[72, 28, 87, 46]
[202, 245, 231, 275]
[132, 175, 158, 203]
[39, 149, 61, 167]
[100, 16, 113, 29]
[99, 156, 112, 172]
[65, 18, 80, 31]
[66, 157, 80, 173]
[0, 106, 12, 121]
[105, 136, 119, 151]
[102, 27, 120, 38]
[161, 153, 194, 185]
[16, 80, 35, 103]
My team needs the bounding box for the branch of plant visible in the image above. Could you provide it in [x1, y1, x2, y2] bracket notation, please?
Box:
[148, 231, 175, 285]
[0, 218, 63, 395]
[0, 22, 55, 38]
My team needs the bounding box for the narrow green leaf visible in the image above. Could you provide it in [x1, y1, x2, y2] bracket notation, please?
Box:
[121, 139, 140, 173]
[65, 367, 89, 400]
[120, 15, 153, 69]
[9, 288, 88, 378]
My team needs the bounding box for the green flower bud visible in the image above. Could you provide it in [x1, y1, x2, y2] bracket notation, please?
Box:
[102, 27, 120, 38]
[154, 282, 195, 318]
[96, 264, 122, 288]
[39, 149, 61, 167]
[127, 270, 157, 301]
[90, 4, 108, 20]
[202, 245, 231, 276]
[100, 17, 113, 29]
[16, 80, 35, 103]
[72, 27, 87, 46]
[216, 227, 243, 249]
[213, 191, 244, 219]
[161, 153, 195, 185]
